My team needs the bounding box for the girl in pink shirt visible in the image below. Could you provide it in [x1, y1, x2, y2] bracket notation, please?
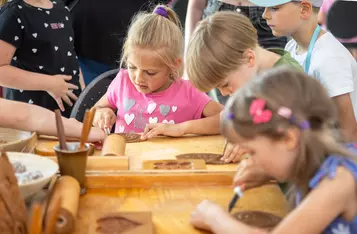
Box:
[93, 5, 223, 139]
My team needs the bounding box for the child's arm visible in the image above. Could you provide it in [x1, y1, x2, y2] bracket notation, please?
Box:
[333, 94, 357, 142]
[141, 101, 223, 139]
[0, 40, 79, 111]
[0, 98, 105, 142]
[191, 166, 355, 234]
[79, 68, 86, 91]
[184, 0, 206, 56]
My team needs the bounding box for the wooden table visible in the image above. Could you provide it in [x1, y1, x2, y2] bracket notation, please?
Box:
[35, 135, 289, 233]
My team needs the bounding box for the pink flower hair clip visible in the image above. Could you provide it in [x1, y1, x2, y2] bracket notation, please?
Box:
[249, 99, 272, 124]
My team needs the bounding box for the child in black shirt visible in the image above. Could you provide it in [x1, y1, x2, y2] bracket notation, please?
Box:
[0, 0, 84, 117]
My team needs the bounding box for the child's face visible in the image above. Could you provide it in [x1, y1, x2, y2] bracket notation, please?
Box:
[127, 47, 174, 94]
[262, 3, 303, 38]
[224, 125, 298, 182]
[217, 63, 255, 96]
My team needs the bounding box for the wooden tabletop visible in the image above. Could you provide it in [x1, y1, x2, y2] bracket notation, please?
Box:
[74, 184, 288, 234]
[34, 135, 289, 233]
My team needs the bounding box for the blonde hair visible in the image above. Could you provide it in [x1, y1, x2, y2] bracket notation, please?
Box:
[186, 11, 258, 92]
[221, 67, 356, 207]
[0, 0, 8, 7]
[120, 5, 183, 79]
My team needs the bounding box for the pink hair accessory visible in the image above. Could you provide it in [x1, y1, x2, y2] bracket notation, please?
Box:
[249, 99, 272, 124]
[277, 107, 292, 119]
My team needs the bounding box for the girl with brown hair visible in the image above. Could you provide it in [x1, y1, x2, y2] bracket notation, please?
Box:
[190, 67, 357, 234]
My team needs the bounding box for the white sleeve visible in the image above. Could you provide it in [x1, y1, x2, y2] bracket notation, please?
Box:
[313, 56, 354, 97]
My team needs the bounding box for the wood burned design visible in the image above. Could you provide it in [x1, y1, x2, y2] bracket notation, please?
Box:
[232, 211, 281, 230]
[175, 153, 233, 165]
[116, 133, 145, 143]
[153, 161, 193, 170]
[0, 140, 8, 144]
[96, 215, 142, 233]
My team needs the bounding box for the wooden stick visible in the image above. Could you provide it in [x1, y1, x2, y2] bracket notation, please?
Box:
[55, 110, 68, 151]
[28, 202, 44, 234]
[79, 108, 96, 150]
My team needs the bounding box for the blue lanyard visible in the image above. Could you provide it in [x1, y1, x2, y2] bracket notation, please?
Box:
[304, 25, 321, 73]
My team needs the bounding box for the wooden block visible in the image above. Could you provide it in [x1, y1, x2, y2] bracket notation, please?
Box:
[142, 159, 206, 170]
[35, 141, 95, 156]
[48, 156, 129, 171]
[96, 211, 153, 234]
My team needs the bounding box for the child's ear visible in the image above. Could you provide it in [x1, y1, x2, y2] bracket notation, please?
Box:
[174, 57, 182, 70]
[244, 49, 256, 68]
[300, 1, 314, 20]
[283, 128, 300, 150]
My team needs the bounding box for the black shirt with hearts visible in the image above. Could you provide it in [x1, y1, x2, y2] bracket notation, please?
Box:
[0, 0, 81, 117]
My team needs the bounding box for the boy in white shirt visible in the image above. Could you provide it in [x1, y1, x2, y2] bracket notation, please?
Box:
[249, 0, 357, 141]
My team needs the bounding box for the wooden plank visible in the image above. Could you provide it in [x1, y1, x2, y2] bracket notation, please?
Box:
[48, 156, 129, 171]
[84, 172, 235, 188]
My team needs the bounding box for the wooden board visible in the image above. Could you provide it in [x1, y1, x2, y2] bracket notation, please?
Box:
[48, 156, 129, 171]
[72, 184, 288, 234]
[142, 159, 206, 170]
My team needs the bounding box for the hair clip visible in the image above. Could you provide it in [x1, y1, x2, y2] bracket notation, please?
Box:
[249, 99, 272, 124]
[154, 6, 169, 19]
[227, 112, 235, 120]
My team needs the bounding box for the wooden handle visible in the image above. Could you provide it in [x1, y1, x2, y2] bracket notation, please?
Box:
[79, 108, 96, 150]
[44, 192, 61, 234]
[28, 202, 44, 234]
[55, 110, 68, 151]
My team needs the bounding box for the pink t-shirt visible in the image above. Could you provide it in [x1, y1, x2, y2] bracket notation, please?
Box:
[321, 0, 357, 43]
[107, 69, 212, 133]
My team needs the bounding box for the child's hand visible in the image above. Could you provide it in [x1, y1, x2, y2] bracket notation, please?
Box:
[141, 123, 185, 140]
[47, 75, 79, 111]
[190, 200, 225, 231]
[87, 126, 106, 142]
[220, 143, 249, 163]
[92, 107, 116, 131]
[234, 158, 272, 191]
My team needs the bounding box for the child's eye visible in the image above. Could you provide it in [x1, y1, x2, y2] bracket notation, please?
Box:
[271, 7, 280, 11]
[146, 71, 157, 76]
[128, 66, 136, 70]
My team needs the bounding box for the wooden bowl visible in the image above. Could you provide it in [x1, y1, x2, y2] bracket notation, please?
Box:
[0, 128, 37, 152]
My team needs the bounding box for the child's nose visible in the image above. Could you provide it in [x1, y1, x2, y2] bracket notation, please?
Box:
[262, 8, 270, 20]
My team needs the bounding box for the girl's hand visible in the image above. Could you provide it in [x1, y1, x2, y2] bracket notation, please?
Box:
[47, 75, 79, 111]
[92, 107, 116, 130]
[190, 200, 225, 231]
[87, 126, 106, 142]
[234, 158, 272, 190]
[141, 123, 185, 140]
[221, 143, 249, 163]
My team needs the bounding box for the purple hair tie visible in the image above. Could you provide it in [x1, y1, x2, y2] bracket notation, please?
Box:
[227, 112, 234, 120]
[154, 6, 169, 19]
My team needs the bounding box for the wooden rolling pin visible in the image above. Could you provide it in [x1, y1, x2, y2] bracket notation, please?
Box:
[50, 176, 80, 234]
[48, 156, 129, 171]
[101, 134, 126, 156]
